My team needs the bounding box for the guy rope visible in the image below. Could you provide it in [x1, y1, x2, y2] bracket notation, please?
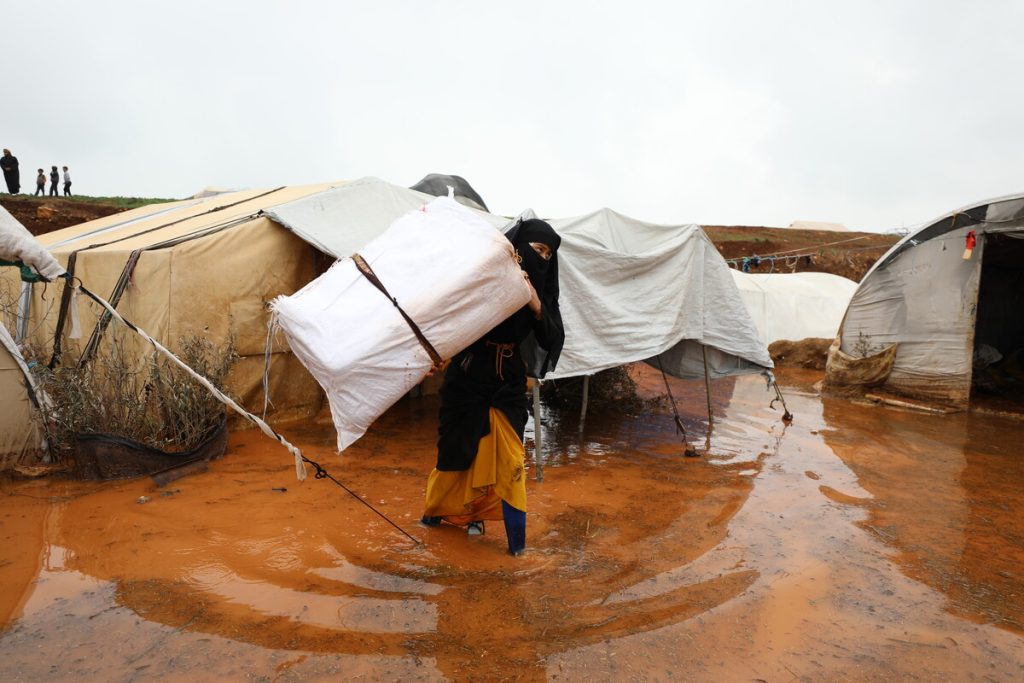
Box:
[70, 276, 420, 546]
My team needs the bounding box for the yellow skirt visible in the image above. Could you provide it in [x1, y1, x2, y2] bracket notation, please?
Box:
[424, 408, 527, 523]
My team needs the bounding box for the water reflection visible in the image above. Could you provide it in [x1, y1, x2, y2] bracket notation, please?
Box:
[822, 394, 1024, 632]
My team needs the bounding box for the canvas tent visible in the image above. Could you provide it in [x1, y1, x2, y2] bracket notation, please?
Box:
[0, 203, 65, 465]
[826, 192, 1024, 407]
[730, 271, 857, 346]
[0, 321, 45, 465]
[1, 184, 348, 421]
[4, 177, 773, 459]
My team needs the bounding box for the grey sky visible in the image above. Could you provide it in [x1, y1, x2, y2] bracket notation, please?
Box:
[5, 1, 1022, 231]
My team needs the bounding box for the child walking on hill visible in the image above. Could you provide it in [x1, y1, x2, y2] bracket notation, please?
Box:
[49, 166, 59, 197]
[35, 169, 45, 196]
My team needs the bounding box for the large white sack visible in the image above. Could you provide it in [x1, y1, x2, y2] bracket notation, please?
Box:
[272, 196, 532, 452]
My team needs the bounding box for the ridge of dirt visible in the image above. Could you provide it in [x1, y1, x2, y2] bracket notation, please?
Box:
[703, 224, 898, 282]
[1, 195, 126, 236]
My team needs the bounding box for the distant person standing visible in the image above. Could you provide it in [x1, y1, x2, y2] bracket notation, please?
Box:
[62, 166, 71, 196]
[1, 149, 19, 194]
[35, 169, 45, 196]
[48, 166, 59, 197]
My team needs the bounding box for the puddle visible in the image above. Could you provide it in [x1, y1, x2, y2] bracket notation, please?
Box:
[1, 367, 1022, 681]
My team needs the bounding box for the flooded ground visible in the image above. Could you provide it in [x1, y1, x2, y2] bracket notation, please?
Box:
[1, 367, 1023, 682]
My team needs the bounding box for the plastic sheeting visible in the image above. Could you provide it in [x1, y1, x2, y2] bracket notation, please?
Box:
[730, 271, 857, 346]
[546, 208, 772, 379]
[271, 196, 531, 452]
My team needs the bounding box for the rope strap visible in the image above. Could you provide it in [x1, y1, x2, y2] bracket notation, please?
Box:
[351, 253, 443, 367]
[57, 278, 420, 546]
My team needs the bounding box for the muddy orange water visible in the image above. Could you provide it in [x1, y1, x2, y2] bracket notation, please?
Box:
[2, 368, 1023, 681]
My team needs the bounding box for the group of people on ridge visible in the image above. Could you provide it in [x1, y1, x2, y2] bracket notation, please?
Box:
[1, 149, 72, 197]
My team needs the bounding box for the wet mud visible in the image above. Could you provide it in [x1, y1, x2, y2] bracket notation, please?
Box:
[1, 367, 1023, 681]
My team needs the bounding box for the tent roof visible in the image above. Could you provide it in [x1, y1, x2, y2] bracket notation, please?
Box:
[265, 177, 500, 258]
[864, 191, 1024, 280]
[39, 183, 342, 257]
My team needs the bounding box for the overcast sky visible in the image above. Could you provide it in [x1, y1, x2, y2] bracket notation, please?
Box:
[4, 1, 1021, 231]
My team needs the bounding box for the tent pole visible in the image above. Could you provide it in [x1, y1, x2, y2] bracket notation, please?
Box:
[533, 380, 544, 482]
[579, 375, 590, 435]
[702, 345, 714, 431]
[16, 282, 32, 343]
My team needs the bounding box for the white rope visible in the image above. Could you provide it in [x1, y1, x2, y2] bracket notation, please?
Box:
[262, 312, 280, 419]
[77, 282, 308, 481]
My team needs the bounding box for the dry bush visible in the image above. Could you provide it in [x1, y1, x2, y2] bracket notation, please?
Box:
[541, 365, 664, 414]
[28, 326, 236, 458]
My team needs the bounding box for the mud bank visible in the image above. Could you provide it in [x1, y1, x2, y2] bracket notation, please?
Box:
[1, 368, 1022, 681]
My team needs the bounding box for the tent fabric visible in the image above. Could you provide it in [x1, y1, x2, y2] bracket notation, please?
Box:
[409, 173, 489, 212]
[730, 271, 857, 346]
[0, 203, 65, 280]
[271, 196, 531, 452]
[265, 177, 458, 258]
[828, 191, 1024, 406]
[541, 208, 771, 379]
[825, 338, 898, 387]
[0, 321, 44, 465]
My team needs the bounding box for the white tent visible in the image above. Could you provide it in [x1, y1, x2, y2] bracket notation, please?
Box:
[730, 271, 858, 346]
[826, 192, 1024, 407]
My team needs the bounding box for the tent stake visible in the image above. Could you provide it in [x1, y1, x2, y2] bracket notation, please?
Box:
[533, 380, 544, 482]
[770, 374, 790, 421]
[655, 354, 699, 457]
[579, 374, 590, 435]
[701, 345, 714, 431]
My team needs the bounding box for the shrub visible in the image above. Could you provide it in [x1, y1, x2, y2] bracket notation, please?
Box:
[28, 327, 236, 458]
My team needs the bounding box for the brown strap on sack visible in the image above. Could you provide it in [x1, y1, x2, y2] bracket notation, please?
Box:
[352, 253, 443, 368]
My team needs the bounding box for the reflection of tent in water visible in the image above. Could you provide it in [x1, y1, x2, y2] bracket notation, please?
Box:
[3, 175, 779, 472]
[826, 192, 1024, 408]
